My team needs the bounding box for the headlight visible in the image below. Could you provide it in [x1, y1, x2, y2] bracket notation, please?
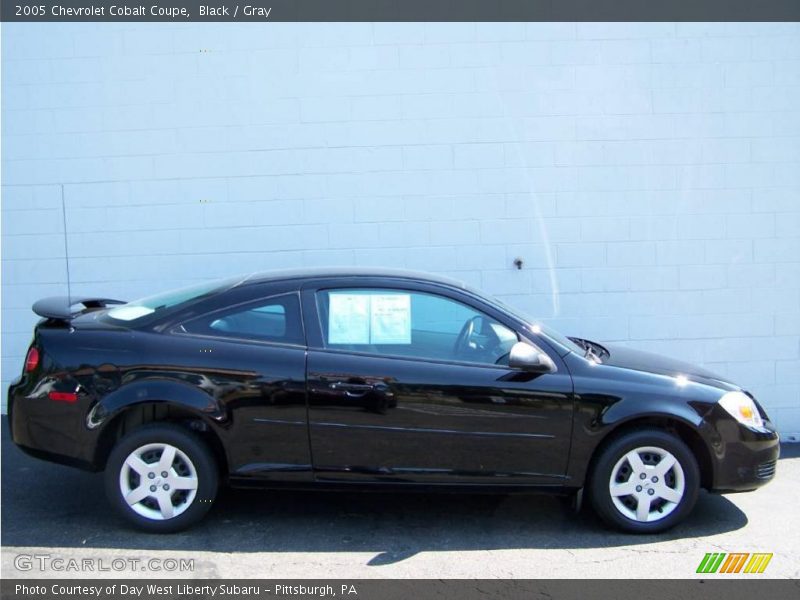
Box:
[718, 391, 764, 428]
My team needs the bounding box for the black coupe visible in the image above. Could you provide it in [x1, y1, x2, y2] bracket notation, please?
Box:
[8, 268, 779, 533]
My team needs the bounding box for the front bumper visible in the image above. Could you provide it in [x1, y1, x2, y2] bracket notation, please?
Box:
[705, 404, 780, 493]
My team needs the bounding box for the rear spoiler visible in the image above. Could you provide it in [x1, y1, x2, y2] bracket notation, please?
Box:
[32, 296, 126, 321]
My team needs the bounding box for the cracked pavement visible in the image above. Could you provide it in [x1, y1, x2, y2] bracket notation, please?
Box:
[2, 419, 798, 579]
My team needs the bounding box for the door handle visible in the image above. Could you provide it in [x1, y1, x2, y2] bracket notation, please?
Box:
[329, 381, 375, 396]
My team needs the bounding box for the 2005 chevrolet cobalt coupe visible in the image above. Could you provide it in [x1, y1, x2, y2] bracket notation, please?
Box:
[9, 268, 778, 533]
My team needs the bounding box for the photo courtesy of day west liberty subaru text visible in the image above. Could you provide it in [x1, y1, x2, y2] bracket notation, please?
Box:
[13, 584, 354, 597]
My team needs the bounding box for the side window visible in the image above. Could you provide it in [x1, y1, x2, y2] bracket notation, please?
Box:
[181, 294, 304, 345]
[316, 289, 518, 366]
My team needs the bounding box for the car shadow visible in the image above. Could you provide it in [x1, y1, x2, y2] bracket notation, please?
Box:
[1, 419, 753, 564]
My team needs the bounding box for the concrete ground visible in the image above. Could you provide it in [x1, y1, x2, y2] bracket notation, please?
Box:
[2, 419, 798, 579]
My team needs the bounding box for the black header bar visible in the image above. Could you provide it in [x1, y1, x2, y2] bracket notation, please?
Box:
[2, 1, 800, 22]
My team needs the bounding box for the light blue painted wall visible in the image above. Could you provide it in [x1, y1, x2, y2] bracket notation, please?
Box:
[2, 22, 799, 435]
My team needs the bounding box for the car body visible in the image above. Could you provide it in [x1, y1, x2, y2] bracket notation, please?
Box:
[8, 268, 779, 532]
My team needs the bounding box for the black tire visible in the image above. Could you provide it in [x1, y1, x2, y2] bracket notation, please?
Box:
[588, 429, 700, 534]
[105, 423, 218, 533]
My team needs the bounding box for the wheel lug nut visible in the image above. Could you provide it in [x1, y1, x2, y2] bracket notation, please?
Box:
[149, 485, 157, 492]
[639, 473, 646, 479]
[648, 488, 655, 496]
[636, 485, 642, 492]
[161, 471, 168, 478]
[148, 473, 155, 479]
[163, 484, 170, 491]
[652, 476, 658, 483]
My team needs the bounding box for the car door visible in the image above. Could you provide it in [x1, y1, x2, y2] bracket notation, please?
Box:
[172, 286, 311, 482]
[302, 278, 574, 485]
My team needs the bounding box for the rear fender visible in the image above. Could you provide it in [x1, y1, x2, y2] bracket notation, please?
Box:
[87, 379, 229, 431]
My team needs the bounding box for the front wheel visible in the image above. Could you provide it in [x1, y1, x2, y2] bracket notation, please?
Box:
[105, 423, 218, 532]
[588, 429, 700, 534]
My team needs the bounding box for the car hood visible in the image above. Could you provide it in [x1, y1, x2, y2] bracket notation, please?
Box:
[600, 343, 739, 391]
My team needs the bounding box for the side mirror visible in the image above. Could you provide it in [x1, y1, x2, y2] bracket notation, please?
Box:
[508, 342, 556, 373]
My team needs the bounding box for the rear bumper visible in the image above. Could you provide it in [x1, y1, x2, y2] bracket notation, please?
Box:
[8, 377, 100, 471]
[706, 405, 780, 493]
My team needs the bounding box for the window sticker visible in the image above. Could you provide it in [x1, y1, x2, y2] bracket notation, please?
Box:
[327, 292, 412, 345]
[328, 293, 370, 344]
[370, 294, 411, 344]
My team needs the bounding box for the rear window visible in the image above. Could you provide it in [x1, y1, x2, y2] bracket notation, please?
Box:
[106, 277, 240, 322]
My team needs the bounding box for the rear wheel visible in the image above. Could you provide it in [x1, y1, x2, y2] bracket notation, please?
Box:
[589, 429, 699, 534]
[105, 424, 218, 532]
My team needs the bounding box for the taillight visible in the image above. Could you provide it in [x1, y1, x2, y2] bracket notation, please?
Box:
[48, 391, 78, 403]
[24, 347, 40, 373]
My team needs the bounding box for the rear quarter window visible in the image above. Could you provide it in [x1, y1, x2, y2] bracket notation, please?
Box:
[180, 294, 304, 345]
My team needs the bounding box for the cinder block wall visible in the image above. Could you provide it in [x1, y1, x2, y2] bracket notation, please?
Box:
[2, 23, 799, 435]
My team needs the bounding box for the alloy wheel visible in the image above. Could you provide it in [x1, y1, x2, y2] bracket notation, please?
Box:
[118, 442, 199, 521]
[608, 445, 685, 523]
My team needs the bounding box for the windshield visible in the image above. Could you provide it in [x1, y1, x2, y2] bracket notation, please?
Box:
[106, 277, 240, 322]
[467, 287, 585, 356]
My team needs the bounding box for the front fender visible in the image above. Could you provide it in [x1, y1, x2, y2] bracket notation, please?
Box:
[564, 358, 724, 487]
[600, 395, 711, 431]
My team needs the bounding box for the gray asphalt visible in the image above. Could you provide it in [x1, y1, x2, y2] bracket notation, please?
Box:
[2, 418, 798, 578]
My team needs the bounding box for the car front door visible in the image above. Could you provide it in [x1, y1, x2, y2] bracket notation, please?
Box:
[302, 278, 574, 485]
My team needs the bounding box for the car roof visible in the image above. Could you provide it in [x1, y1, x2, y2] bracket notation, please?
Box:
[239, 267, 468, 289]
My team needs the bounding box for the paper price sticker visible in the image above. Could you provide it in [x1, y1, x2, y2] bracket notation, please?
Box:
[370, 294, 411, 344]
[328, 293, 370, 344]
[328, 292, 412, 345]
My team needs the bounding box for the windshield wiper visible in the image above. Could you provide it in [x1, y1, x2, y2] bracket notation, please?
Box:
[591, 340, 610, 359]
[568, 337, 609, 361]
[568, 337, 585, 348]
[568, 337, 593, 359]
